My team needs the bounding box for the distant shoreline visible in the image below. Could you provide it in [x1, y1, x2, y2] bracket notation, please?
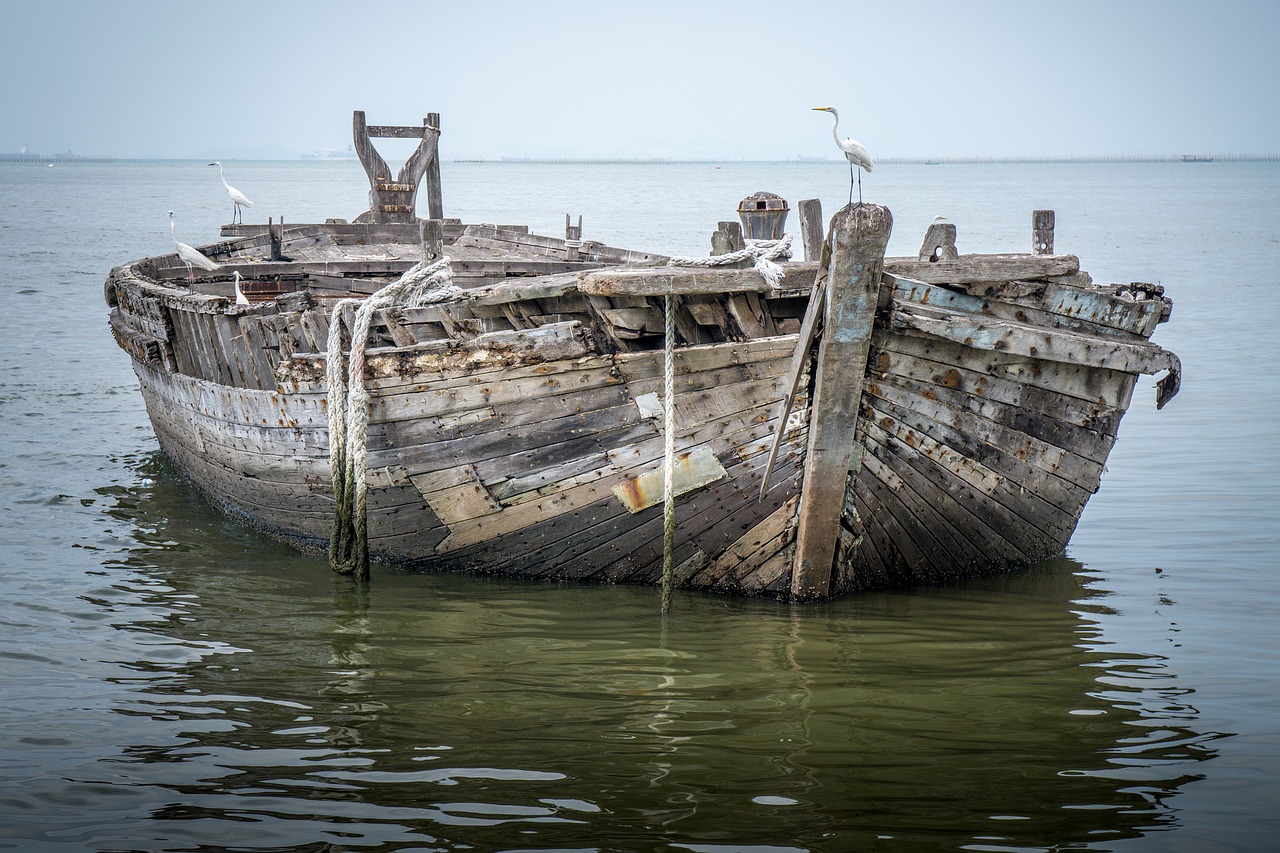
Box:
[2, 153, 1276, 164]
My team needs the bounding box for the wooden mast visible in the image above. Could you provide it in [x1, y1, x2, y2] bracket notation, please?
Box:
[790, 203, 893, 599]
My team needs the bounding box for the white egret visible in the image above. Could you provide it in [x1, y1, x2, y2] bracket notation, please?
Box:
[208, 161, 253, 224]
[168, 211, 219, 282]
[233, 270, 250, 305]
[813, 106, 873, 206]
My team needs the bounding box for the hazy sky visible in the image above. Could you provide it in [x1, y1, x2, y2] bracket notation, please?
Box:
[4, 0, 1277, 160]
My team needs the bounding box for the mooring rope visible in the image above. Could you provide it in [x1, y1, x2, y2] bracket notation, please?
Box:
[666, 234, 793, 288]
[661, 292, 676, 614]
[327, 256, 460, 579]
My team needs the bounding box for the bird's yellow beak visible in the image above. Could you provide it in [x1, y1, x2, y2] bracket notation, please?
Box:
[812, 107, 830, 112]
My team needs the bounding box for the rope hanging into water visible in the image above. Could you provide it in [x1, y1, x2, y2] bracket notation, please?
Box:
[327, 256, 461, 579]
[666, 234, 793, 289]
[661, 293, 676, 613]
[653, 234, 791, 610]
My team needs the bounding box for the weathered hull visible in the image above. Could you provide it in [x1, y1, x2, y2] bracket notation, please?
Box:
[130, 332, 808, 595]
[106, 206, 1178, 601]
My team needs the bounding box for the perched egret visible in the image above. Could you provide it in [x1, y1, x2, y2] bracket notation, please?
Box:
[208, 161, 253, 224]
[233, 270, 250, 305]
[168, 211, 219, 282]
[813, 106, 873, 206]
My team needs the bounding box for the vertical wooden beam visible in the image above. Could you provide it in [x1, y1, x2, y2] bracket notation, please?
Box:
[425, 113, 444, 221]
[798, 198, 824, 262]
[420, 218, 443, 262]
[1033, 209, 1055, 255]
[710, 220, 745, 257]
[565, 214, 583, 261]
[790, 203, 893, 600]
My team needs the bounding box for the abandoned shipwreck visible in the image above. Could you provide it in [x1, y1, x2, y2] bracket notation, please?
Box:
[104, 112, 1180, 601]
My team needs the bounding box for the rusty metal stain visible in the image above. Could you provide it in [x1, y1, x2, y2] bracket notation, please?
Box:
[938, 368, 963, 388]
[612, 446, 728, 513]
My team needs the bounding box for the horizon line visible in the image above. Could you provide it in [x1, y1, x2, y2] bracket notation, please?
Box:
[2, 153, 1276, 165]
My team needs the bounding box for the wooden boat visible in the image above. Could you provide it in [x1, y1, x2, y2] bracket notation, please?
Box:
[104, 112, 1180, 600]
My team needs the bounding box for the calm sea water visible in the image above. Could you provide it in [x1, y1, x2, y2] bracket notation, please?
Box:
[1, 158, 1277, 852]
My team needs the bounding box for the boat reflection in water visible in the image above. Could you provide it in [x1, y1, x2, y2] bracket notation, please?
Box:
[72, 452, 1226, 851]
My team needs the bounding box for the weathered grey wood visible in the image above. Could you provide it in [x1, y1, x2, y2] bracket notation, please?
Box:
[886, 253, 1078, 284]
[107, 181, 1181, 601]
[1033, 209, 1055, 255]
[893, 301, 1181, 407]
[917, 220, 958, 262]
[353, 111, 441, 224]
[579, 263, 817, 296]
[889, 274, 1167, 340]
[425, 113, 444, 221]
[710, 221, 745, 257]
[798, 199, 824, 262]
[792, 203, 893, 600]
[758, 254, 830, 500]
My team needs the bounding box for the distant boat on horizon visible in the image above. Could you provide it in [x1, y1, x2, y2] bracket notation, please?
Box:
[301, 146, 358, 161]
[1181, 154, 1214, 163]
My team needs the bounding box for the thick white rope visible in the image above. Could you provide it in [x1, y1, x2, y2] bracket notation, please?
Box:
[327, 256, 460, 578]
[666, 234, 793, 289]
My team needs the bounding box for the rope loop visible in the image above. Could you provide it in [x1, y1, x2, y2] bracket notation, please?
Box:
[666, 234, 793, 289]
[327, 256, 458, 578]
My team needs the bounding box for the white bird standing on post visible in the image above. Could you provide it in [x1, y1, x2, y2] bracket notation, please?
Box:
[813, 106, 873, 206]
[169, 210, 219, 282]
[208, 161, 253, 224]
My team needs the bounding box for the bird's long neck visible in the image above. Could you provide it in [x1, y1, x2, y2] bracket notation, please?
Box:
[828, 111, 841, 146]
[216, 163, 230, 189]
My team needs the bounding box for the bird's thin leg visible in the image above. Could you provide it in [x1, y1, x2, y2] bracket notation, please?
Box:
[857, 170, 863, 206]
[848, 161, 854, 206]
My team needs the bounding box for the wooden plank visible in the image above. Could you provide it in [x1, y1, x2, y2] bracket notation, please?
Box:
[864, 374, 1104, 492]
[892, 301, 1180, 406]
[874, 341, 1125, 436]
[889, 274, 1166, 339]
[864, 392, 1091, 517]
[798, 199, 824, 262]
[612, 446, 729, 512]
[884, 253, 1079, 284]
[792, 203, 893, 600]
[580, 263, 818, 297]
[877, 328, 1140, 411]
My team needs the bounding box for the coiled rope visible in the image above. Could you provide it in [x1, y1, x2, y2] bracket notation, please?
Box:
[327, 256, 460, 579]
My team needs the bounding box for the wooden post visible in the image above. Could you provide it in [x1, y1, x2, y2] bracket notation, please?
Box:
[565, 214, 583, 261]
[420, 219, 443, 262]
[710, 220, 745, 257]
[790, 203, 893, 600]
[1033, 209, 1055, 255]
[425, 113, 443, 221]
[798, 198, 824, 261]
[917, 218, 958, 262]
[269, 217, 283, 261]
